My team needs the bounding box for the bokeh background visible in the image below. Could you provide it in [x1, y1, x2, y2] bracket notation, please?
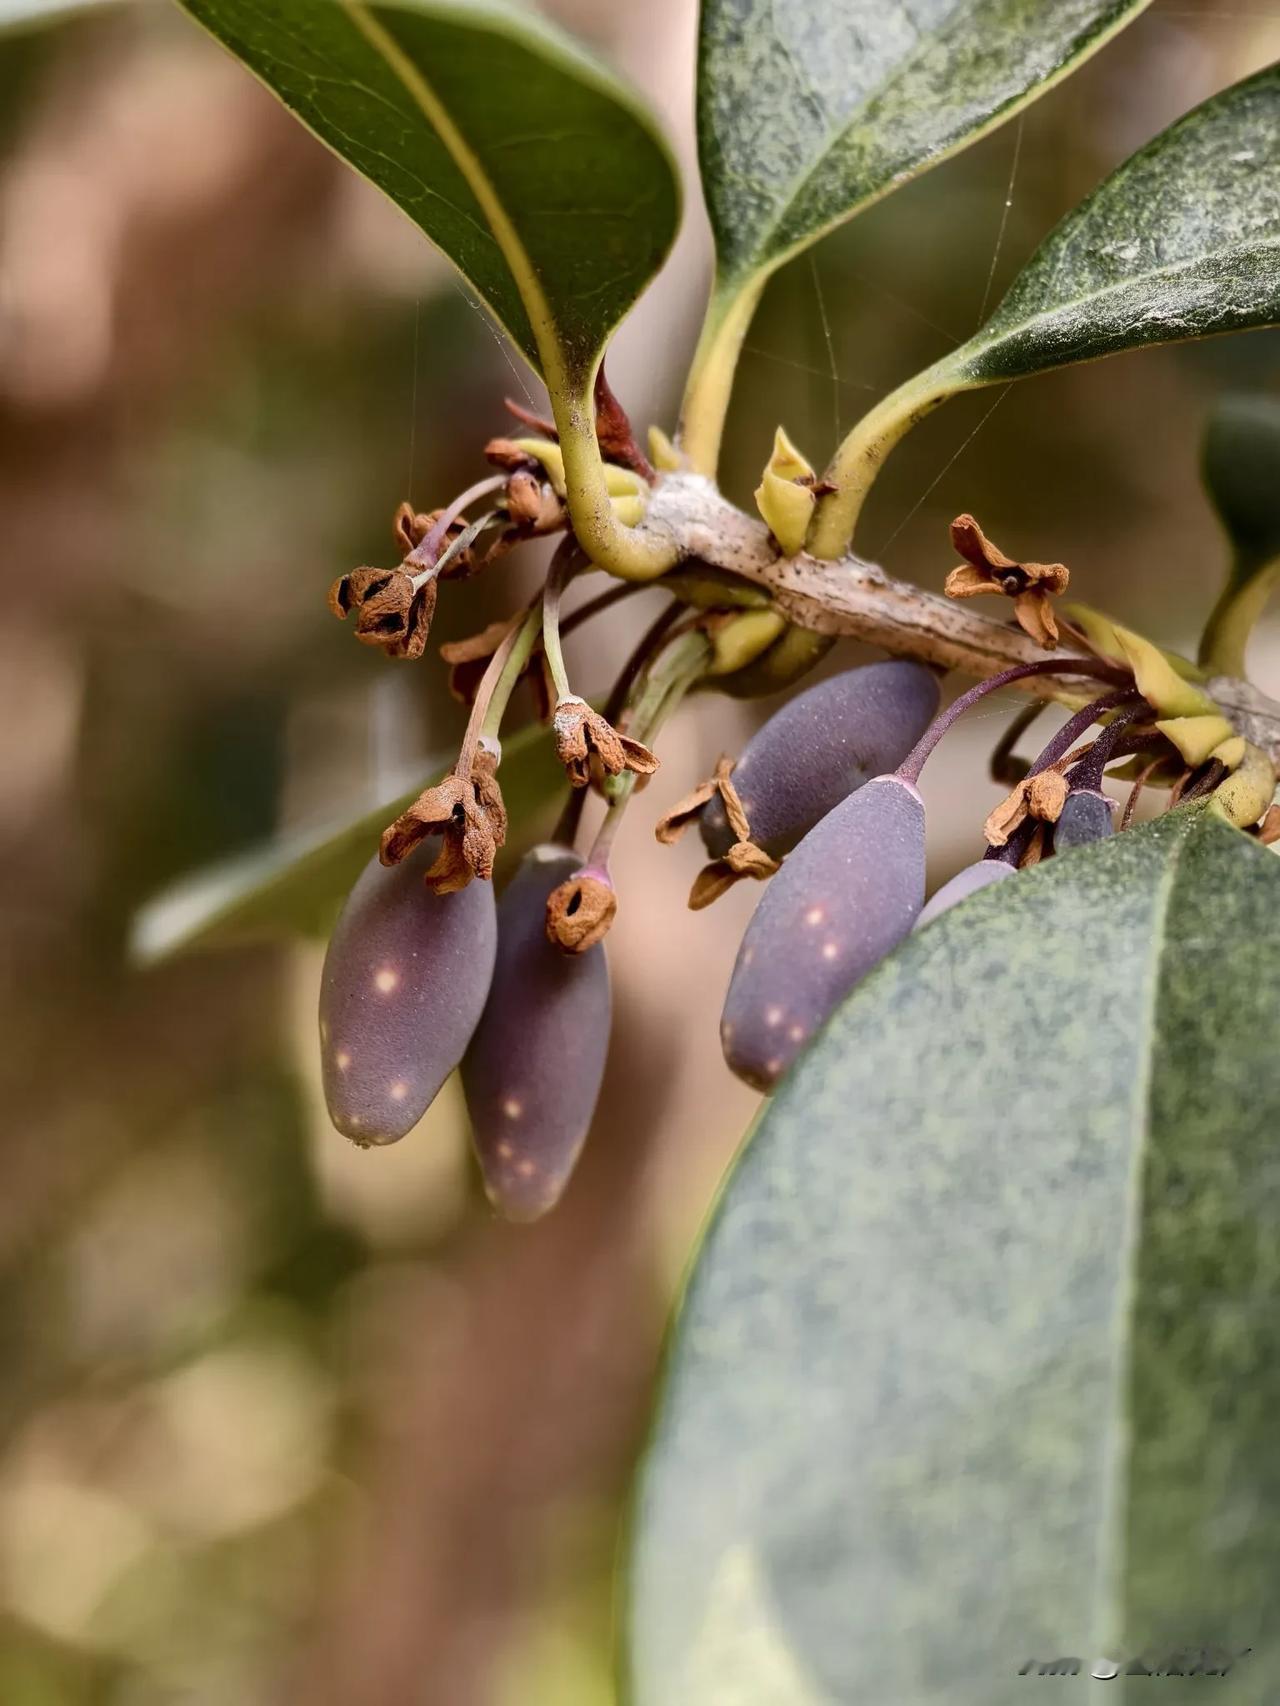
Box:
[1, 1, 1279, 1700]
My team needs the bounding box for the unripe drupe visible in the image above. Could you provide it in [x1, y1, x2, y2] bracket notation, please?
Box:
[319, 840, 497, 1145]
[701, 660, 939, 858]
[463, 847, 611, 1222]
[1053, 788, 1115, 849]
[914, 859, 1014, 931]
[721, 774, 926, 1090]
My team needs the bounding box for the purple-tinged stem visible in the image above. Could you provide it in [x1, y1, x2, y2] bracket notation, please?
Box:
[897, 659, 1132, 785]
[408, 473, 507, 567]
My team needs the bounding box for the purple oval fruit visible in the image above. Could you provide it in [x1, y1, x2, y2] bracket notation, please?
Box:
[319, 841, 497, 1146]
[721, 774, 926, 1091]
[914, 859, 1014, 931]
[1053, 788, 1115, 849]
[701, 660, 939, 859]
[463, 846, 611, 1222]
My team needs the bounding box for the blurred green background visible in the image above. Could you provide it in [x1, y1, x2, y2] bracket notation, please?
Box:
[0, 1, 1278, 1700]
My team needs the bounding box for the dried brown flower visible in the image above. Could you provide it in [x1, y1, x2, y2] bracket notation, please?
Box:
[328, 566, 437, 660]
[984, 767, 1070, 847]
[654, 778, 716, 844]
[392, 502, 433, 555]
[380, 747, 507, 893]
[553, 695, 658, 789]
[945, 514, 1070, 648]
[654, 756, 781, 906]
[485, 436, 540, 473]
[545, 871, 617, 953]
[688, 840, 780, 910]
[505, 469, 544, 525]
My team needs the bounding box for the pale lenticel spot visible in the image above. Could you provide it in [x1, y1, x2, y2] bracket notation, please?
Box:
[374, 966, 399, 994]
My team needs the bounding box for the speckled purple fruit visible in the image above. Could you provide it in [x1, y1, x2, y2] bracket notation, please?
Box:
[721, 774, 926, 1091]
[463, 847, 611, 1223]
[701, 660, 939, 859]
[914, 859, 1015, 931]
[1053, 788, 1115, 849]
[319, 840, 497, 1146]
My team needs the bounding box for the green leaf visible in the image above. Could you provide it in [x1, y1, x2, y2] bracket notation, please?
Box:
[130, 721, 564, 962]
[697, 0, 1148, 303]
[1199, 395, 1280, 675]
[946, 62, 1280, 386]
[628, 808, 1280, 1703]
[173, 0, 680, 391]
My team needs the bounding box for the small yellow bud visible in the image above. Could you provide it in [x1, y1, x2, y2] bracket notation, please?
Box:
[507, 436, 567, 494]
[647, 425, 683, 471]
[707, 610, 787, 676]
[1112, 625, 1217, 718]
[609, 494, 646, 528]
[754, 427, 817, 556]
[1210, 734, 1247, 771]
[1062, 601, 1123, 659]
[603, 463, 646, 498]
[1210, 742, 1277, 828]
[1155, 714, 1236, 767]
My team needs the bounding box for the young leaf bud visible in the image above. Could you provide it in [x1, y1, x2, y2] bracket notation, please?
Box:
[913, 859, 1014, 931]
[319, 839, 498, 1146]
[1053, 788, 1115, 850]
[701, 660, 940, 860]
[754, 427, 816, 555]
[463, 848, 611, 1222]
[720, 775, 926, 1090]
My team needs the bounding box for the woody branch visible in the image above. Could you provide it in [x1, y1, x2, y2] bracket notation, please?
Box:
[634, 472, 1280, 765]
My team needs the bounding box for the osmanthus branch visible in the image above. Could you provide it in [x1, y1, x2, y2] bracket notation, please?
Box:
[630, 471, 1280, 764]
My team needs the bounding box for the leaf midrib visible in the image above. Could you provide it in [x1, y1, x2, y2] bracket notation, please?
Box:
[712, 0, 1151, 299]
[956, 233, 1280, 376]
[1090, 811, 1194, 1663]
[339, 0, 576, 389]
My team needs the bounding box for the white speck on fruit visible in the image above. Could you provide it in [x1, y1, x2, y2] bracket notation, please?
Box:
[389, 1081, 409, 1102]
[804, 906, 824, 927]
[516, 1159, 537, 1179]
[502, 1097, 523, 1120]
[765, 1005, 783, 1028]
[766, 1058, 782, 1078]
[374, 966, 400, 995]
[497, 1140, 515, 1160]
[822, 941, 839, 961]
[335, 1050, 351, 1072]
[788, 1024, 805, 1044]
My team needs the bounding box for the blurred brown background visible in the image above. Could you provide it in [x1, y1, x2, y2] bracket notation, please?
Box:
[1, 1, 1278, 1700]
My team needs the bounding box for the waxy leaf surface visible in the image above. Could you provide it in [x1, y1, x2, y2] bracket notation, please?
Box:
[942, 63, 1280, 386]
[629, 807, 1280, 1704]
[696, 0, 1150, 307]
[175, 0, 680, 386]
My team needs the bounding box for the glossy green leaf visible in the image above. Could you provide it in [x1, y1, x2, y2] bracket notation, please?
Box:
[628, 807, 1280, 1704]
[944, 63, 1280, 387]
[1199, 395, 1280, 675]
[696, 0, 1149, 318]
[173, 0, 680, 390]
[130, 721, 564, 962]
